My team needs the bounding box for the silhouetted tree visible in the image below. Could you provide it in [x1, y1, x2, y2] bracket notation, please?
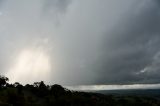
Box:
[0, 75, 9, 88]
[6, 83, 14, 88]
[14, 82, 23, 94]
[33, 82, 40, 88]
[24, 84, 37, 95]
[50, 84, 65, 98]
[38, 81, 48, 97]
[39, 81, 46, 89]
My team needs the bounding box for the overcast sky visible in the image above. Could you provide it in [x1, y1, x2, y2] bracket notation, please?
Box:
[0, 0, 160, 86]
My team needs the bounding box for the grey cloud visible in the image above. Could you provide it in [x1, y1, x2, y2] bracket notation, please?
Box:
[0, 0, 72, 83]
[43, 0, 72, 13]
[0, 0, 160, 86]
[42, 0, 72, 24]
[93, 0, 160, 84]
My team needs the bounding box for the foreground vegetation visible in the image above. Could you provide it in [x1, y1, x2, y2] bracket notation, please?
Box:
[0, 75, 160, 106]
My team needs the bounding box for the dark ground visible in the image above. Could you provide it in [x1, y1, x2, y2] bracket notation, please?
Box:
[1, 75, 160, 106]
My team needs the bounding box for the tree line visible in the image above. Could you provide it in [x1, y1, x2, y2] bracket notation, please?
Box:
[0, 75, 160, 106]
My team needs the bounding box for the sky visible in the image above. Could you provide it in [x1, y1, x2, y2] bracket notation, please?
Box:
[0, 0, 160, 88]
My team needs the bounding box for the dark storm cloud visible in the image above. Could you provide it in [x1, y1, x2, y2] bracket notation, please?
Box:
[94, 0, 160, 84]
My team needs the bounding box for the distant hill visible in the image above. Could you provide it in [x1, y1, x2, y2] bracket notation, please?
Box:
[94, 89, 160, 96]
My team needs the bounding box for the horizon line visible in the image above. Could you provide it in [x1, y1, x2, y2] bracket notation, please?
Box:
[65, 83, 160, 91]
